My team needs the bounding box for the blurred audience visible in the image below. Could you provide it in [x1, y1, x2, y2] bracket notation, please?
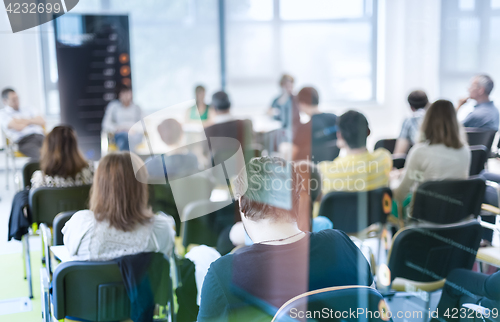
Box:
[319, 110, 392, 193]
[62, 152, 175, 261]
[102, 84, 143, 151]
[457, 74, 499, 131]
[1, 88, 45, 159]
[393, 100, 470, 212]
[394, 90, 428, 155]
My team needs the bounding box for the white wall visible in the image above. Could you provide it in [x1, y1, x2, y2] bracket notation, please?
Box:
[0, 0, 443, 148]
[0, 10, 44, 114]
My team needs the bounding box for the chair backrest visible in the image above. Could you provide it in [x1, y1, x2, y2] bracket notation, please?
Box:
[22, 161, 40, 188]
[52, 253, 172, 321]
[311, 140, 340, 163]
[53, 211, 77, 245]
[273, 286, 392, 322]
[411, 179, 485, 224]
[388, 221, 482, 284]
[469, 145, 488, 176]
[318, 188, 392, 234]
[149, 174, 213, 236]
[392, 156, 406, 169]
[374, 139, 397, 154]
[29, 185, 91, 225]
[181, 200, 237, 248]
[466, 128, 497, 153]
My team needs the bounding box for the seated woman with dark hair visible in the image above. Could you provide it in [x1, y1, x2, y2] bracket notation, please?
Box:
[198, 156, 373, 321]
[62, 152, 175, 261]
[31, 125, 94, 189]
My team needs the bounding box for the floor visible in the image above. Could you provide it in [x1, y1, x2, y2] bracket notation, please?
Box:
[0, 156, 43, 321]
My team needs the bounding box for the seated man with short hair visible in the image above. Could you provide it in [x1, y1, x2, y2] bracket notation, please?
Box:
[1, 88, 45, 159]
[203, 91, 253, 163]
[198, 156, 373, 321]
[144, 118, 199, 181]
[319, 110, 392, 193]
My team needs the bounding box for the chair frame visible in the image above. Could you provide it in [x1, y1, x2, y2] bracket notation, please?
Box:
[23, 185, 91, 298]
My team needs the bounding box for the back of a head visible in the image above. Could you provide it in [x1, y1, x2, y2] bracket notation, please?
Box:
[420, 99, 464, 149]
[233, 156, 303, 222]
[211, 91, 231, 112]
[157, 118, 183, 146]
[280, 74, 294, 86]
[115, 83, 131, 97]
[195, 85, 205, 94]
[1, 88, 15, 102]
[297, 87, 319, 106]
[40, 125, 87, 178]
[337, 110, 369, 149]
[475, 74, 494, 96]
[407, 90, 428, 110]
[90, 152, 152, 231]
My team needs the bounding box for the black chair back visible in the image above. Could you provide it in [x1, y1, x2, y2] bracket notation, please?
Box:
[312, 140, 340, 163]
[388, 221, 482, 284]
[411, 179, 485, 224]
[469, 145, 488, 176]
[22, 161, 40, 188]
[148, 174, 213, 236]
[318, 187, 392, 234]
[392, 156, 406, 169]
[52, 253, 173, 321]
[181, 200, 237, 248]
[374, 139, 397, 154]
[53, 211, 77, 245]
[29, 185, 91, 225]
[466, 128, 497, 154]
[273, 286, 392, 322]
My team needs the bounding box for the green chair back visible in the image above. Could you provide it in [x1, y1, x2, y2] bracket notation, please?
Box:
[52, 253, 173, 321]
[22, 161, 40, 188]
[29, 185, 91, 225]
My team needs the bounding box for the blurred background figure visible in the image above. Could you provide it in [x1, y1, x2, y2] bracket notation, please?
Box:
[1, 88, 45, 159]
[457, 74, 499, 131]
[269, 74, 295, 125]
[186, 85, 211, 124]
[102, 84, 143, 151]
[394, 90, 429, 155]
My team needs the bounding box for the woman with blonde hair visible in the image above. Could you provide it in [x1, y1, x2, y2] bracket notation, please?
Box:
[393, 99, 470, 206]
[62, 152, 175, 261]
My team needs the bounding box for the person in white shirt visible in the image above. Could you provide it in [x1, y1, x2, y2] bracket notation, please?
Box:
[101, 84, 143, 151]
[1, 88, 45, 159]
[62, 152, 176, 261]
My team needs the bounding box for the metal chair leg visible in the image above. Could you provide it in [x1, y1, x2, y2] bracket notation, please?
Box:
[23, 234, 33, 299]
[6, 150, 9, 190]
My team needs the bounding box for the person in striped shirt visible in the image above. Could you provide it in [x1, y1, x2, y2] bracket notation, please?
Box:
[319, 110, 392, 194]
